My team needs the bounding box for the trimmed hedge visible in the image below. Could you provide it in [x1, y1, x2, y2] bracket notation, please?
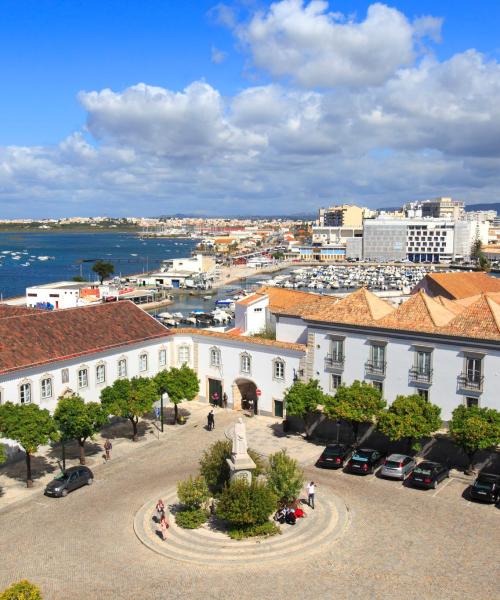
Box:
[228, 521, 281, 540]
[175, 508, 208, 529]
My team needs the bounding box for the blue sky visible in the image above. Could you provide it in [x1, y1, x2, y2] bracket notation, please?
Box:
[1, 1, 499, 217]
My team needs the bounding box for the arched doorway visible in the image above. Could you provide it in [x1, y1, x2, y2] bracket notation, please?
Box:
[232, 378, 258, 414]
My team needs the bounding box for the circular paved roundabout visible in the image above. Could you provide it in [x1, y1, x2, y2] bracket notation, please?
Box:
[134, 487, 350, 565]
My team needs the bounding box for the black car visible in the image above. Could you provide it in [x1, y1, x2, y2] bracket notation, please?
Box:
[469, 473, 500, 504]
[316, 444, 353, 469]
[345, 448, 385, 475]
[45, 466, 94, 497]
[407, 461, 449, 489]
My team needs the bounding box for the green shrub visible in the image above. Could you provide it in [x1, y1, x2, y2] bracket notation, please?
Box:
[175, 508, 208, 529]
[177, 475, 210, 510]
[217, 479, 277, 528]
[228, 521, 281, 540]
[199, 440, 265, 493]
[0, 580, 42, 600]
[267, 449, 304, 505]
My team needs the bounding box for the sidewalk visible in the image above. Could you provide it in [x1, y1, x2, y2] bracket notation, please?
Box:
[0, 401, 212, 512]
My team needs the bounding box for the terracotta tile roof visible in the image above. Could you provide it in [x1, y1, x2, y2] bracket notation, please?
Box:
[301, 287, 394, 325]
[174, 328, 306, 353]
[418, 272, 500, 299]
[0, 301, 170, 375]
[377, 291, 456, 333]
[433, 296, 466, 316]
[0, 305, 40, 319]
[441, 294, 500, 341]
[239, 286, 327, 315]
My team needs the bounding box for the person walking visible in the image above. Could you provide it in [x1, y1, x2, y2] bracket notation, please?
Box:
[155, 499, 165, 522]
[159, 514, 169, 541]
[307, 481, 316, 509]
[207, 409, 215, 431]
[211, 391, 219, 407]
[222, 392, 228, 409]
[104, 439, 112, 461]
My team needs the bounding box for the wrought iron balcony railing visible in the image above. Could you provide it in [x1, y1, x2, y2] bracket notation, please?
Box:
[457, 373, 484, 392]
[409, 367, 433, 384]
[365, 360, 386, 376]
[325, 353, 345, 370]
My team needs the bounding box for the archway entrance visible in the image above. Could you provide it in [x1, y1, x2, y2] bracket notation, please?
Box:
[232, 378, 258, 413]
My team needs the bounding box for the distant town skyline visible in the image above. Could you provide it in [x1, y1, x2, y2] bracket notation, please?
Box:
[1, 0, 500, 218]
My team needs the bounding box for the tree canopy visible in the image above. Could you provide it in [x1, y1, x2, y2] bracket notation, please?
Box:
[377, 394, 442, 452]
[284, 379, 324, 438]
[0, 402, 58, 487]
[0, 579, 43, 600]
[154, 365, 199, 423]
[449, 405, 500, 472]
[91, 260, 115, 284]
[323, 380, 386, 442]
[100, 377, 156, 441]
[54, 395, 108, 464]
[267, 449, 304, 505]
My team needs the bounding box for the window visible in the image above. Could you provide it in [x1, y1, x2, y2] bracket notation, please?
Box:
[465, 357, 481, 383]
[466, 397, 479, 408]
[159, 349, 167, 367]
[177, 345, 190, 365]
[331, 339, 344, 362]
[417, 388, 429, 402]
[210, 347, 221, 367]
[78, 368, 88, 389]
[41, 377, 53, 399]
[20, 383, 31, 404]
[274, 359, 285, 380]
[369, 344, 385, 373]
[118, 358, 127, 378]
[96, 364, 106, 384]
[415, 350, 432, 375]
[332, 374, 342, 390]
[372, 381, 383, 393]
[61, 368, 69, 384]
[139, 353, 148, 372]
[240, 353, 251, 374]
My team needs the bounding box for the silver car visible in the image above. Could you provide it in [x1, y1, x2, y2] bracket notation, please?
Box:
[380, 454, 416, 480]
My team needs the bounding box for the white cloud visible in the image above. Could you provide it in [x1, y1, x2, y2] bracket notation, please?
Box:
[238, 1, 437, 87]
[211, 45, 227, 64]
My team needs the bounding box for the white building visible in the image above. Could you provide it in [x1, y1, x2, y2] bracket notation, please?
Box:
[26, 282, 101, 310]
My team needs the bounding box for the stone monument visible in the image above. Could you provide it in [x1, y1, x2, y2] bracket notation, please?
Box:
[226, 417, 256, 484]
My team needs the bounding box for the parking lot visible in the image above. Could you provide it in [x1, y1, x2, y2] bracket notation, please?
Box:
[0, 408, 498, 600]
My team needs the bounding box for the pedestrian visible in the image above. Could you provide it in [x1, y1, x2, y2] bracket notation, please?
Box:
[159, 514, 169, 541]
[211, 391, 219, 407]
[104, 439, 112, 461]
[207, 409, 215, 431]
[307, 481, 316, 509]
[222, 392, 228, 409]
[155, 499, 165, 522]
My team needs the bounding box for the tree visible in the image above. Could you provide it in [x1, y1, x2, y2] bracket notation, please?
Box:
[377, 394, 442, 452]
[267, 449, 304, 505]
[199, 439, 264, 493]
[323, 380, 386, 443]
[478, 254, 491, 272]
[154, 365, 199, 424]
[100, 377, 156, 441]
[470, 237, 483, 263]
[54, 395, 108, 465]
[177, 475, 210, 510]
[284, 379, 324, 439]
[449, 405, 500, 474]
[217, 479, 277, 528]
[72, 275, 87, 283]
[0, 403, 58, 487]
[92, 260, 114, 284]
[0, 580, 43, 600]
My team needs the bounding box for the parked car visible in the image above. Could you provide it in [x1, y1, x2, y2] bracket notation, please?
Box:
[380, 454, 416, 481]
[316, 443, 353, 469]
[407, 461, 449, 489]
[468, 473, 500, 504]
[45, 466, 94, 497]
[345, 448, 385, 475]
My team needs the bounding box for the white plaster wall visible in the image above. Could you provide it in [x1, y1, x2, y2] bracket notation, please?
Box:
[0, 338, 171, 413]
[312, 326, 500, 420]
[26, 288, 80, 309]
[194, 337, 303, 416]
[276, 316, 308, 344]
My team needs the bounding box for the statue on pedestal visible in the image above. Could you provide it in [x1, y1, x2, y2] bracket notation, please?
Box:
[227, 417, 256, 484]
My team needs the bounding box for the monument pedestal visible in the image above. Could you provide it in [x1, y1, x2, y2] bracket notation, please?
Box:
[227, 454, 256, 484]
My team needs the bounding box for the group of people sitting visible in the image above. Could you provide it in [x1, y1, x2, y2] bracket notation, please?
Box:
[273, 503, 305, 525]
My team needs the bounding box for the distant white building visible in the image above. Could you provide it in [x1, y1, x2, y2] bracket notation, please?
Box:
[25, 282, 101, 310]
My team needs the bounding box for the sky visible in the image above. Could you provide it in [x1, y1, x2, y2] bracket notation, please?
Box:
[1, 0, 500, 218]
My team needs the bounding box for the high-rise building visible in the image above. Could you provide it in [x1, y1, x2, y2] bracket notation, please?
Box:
[404, 197, 464, 221]
[318, 205, 365, 227]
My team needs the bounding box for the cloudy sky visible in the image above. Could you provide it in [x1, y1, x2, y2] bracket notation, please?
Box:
[1, 0, 500, 218]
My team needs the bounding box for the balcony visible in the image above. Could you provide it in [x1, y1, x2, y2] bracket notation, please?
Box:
[409, 367, 433, 385]
[325, 353, 345, 371]
[365, 360, 386, 377]
[457, 373, 484, 393]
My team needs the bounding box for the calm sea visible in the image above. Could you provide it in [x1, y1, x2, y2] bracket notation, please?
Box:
[0, 232, 199, 299]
